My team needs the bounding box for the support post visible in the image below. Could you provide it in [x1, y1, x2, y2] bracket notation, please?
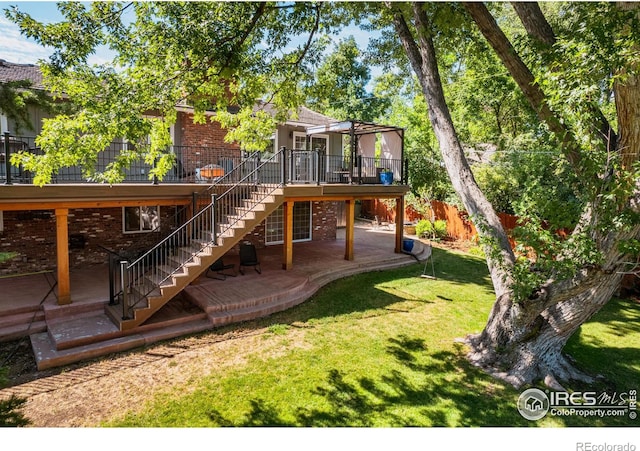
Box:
[395, 196, 405, 254]
[55, 208, 71, 305]
[344, 199, 355, 261]
[282, 201, 294, 270]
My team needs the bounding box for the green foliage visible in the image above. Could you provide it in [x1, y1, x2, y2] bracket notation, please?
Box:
[0, 79, 58, 133]
[0, 368, 30, 427]
[415, 219, 447, 240]
[0, 252, 18, 264]
[0, 396, 30, 427]
[303, 36, 388, 122]
[5, 1, 333, 184]
[415, 219, 433, 239]
[433, 220, 448, 239]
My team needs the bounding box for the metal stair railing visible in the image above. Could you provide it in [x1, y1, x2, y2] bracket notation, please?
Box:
[119, 148, 285, 320]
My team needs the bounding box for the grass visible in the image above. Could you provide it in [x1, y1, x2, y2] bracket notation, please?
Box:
[106, 247, 639, 427]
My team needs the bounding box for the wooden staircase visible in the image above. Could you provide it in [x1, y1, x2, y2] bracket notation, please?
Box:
[105, 185, 284, 331]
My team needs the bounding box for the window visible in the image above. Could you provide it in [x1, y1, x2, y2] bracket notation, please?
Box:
[265, 202, 312, 244]
[123, 206, 160, 233]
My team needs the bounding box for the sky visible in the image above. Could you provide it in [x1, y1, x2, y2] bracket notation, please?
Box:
[0, 2, 68, 64]
[0, 1, 379, 67]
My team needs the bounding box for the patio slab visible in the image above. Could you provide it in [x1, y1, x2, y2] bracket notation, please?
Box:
[2, 224, 430, 370]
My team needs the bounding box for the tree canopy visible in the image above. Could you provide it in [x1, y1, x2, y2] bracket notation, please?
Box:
[5, 1, 640, 388]
[5, 1, 339, 184]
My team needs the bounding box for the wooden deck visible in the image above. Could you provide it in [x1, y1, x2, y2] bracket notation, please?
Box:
[0, 223, 430, 370]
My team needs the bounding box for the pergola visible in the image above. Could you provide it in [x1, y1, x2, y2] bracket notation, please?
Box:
[306, 120, 405, 184]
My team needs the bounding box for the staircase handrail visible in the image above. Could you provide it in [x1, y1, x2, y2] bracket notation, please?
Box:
[120, 148, 284, 319]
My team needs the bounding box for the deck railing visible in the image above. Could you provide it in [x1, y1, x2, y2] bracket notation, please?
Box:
[1, 133, 406, 185]
[119, 148, 285, 319]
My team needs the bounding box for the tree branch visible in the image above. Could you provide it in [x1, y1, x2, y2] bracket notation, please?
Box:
[510, 2, 618, 153]
[462, 2, 583, 170]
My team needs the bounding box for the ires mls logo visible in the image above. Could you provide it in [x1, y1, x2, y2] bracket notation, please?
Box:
[517, 388, 637, 421]
[517, 388, 550, 420]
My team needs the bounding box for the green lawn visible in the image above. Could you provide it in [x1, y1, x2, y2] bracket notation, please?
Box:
[107, 247, 639, 427]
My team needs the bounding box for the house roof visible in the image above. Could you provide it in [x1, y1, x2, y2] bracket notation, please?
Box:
[0, 59, 45, 89]
[0, 60, 336, 127]
[255, 101, 337, 127]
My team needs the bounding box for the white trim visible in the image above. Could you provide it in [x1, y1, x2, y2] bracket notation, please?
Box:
[292, 131, 307, 150]
[309, 133, 329, 153]
[0, 115, 8, 134]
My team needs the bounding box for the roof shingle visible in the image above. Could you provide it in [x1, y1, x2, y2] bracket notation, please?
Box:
[0, 59, 44, 89]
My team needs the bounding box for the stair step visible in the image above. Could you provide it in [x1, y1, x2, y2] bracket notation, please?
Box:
[0, 309, 45, 329]
[207, 294, 307, 327]
[145, 273, 175, 288]
[0, 320, 47, 342]
[31, 317, 214, 370]
[47, 313, 122, 350]
[0, 308, 46, 341]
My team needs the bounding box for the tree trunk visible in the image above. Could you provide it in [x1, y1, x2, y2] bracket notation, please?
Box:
[390, 2, 640, 389]
[390, 2, 515, 298]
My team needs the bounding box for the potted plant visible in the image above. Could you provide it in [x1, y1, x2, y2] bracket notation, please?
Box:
[379, 168, 393, 185]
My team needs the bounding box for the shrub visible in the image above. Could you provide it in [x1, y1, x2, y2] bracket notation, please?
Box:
[415, 219, 448, 240]
[415, 219, 434, 238]
[433, 220, 448, 239]
[0, 368, 30, 427]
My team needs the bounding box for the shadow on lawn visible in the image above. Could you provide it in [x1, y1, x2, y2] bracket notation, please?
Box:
[204, 331, 638, 427]
[205, 335, 530, 427]
[232, 247, 494, 328]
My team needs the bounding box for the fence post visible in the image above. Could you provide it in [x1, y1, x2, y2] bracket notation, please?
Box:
[120, 260, 130, 320]
[3, 131, 12, 185]
[356, 155, 362, 184]
[315, 150, 320, 185]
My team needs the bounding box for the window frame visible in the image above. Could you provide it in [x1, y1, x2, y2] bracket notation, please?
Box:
[122, 205, 161, 234]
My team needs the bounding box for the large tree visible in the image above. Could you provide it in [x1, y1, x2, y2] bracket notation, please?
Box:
[303, 36, 388, 122]
[7, 1, 639, 388]
[382, 1, 640, 389]
[5, 1, 333, 184]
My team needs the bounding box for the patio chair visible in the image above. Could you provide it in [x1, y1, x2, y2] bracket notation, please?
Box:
[239, 242, 261, 275]
[206, 257, 236, 280]
[373, 215, 391, 230]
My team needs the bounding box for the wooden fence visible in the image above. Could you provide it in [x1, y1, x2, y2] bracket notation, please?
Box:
[362, 199, 519, 243]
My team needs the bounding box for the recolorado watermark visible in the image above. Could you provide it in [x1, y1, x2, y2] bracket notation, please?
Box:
[517, 388, 637, 421]
[576, 443, 636, 451]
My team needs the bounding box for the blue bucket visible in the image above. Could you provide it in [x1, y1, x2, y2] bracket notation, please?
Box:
[402, 239, 414, 252]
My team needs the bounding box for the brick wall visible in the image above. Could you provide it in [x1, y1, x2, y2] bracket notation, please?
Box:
[0, 206, 180, 275]
[312, 201, 337, 241]
[176, 112, 241, 180]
